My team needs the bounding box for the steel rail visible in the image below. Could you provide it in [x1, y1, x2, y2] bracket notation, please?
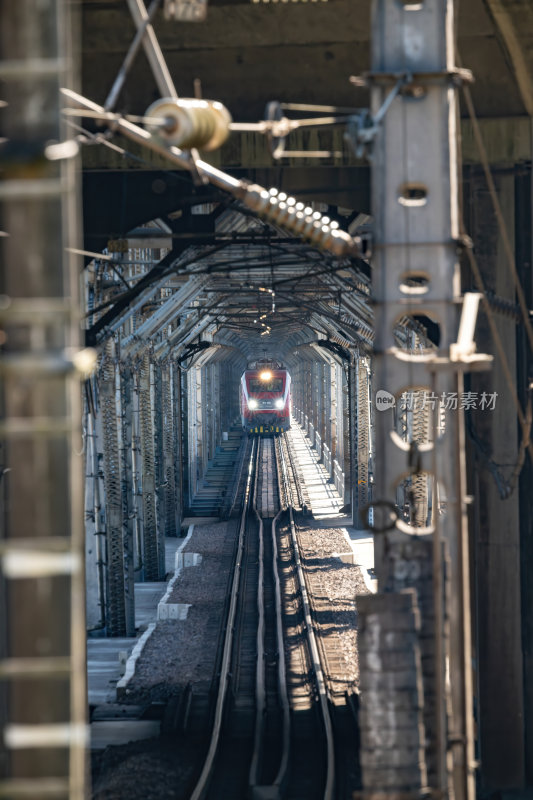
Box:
[189, 438, 257, 800]
[249, 446, 267, 787]
[280, 429, 305, 511]
[278, 434, 336, 800]
[269, 508, 291, 789]
[249, 437, 291, 794]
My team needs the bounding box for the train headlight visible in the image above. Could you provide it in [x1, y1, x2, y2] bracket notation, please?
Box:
[275, 398, 284, 409]
[248, 399, 258, 409]
[259, 370, 272, 381]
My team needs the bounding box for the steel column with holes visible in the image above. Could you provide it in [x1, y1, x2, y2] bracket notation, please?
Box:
[367, 1, 475, 798]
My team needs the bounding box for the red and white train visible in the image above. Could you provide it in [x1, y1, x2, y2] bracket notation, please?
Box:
[240, 361, 291, 434]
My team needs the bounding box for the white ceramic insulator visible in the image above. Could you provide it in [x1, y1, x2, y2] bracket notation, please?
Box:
[243, 183, 360, 257]
[144, 97, 232, 151]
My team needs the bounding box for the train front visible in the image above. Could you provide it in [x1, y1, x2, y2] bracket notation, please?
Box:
[240, 367, 291, 434]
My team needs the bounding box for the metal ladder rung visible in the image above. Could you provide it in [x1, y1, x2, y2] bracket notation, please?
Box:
[0, 179, 66, 200]
[0, 58, 66, 78]
[0, 778, 69, 798]
[0, 657, 71, 679]
[4, 723, 88, 748]
[2, 550, 80, 578]
[0, 417, 74, 436]
[0, 299, 72, 321]
[0, 537, 72, 554]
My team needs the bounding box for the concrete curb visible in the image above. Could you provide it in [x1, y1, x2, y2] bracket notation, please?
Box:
[116, 622, 156, 698]
[157, 524, 195, 617]
[341, 526, 377, 594]
[116, 524, 196, 697]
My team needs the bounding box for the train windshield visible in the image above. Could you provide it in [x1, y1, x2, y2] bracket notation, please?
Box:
[249, 377, 284, 393]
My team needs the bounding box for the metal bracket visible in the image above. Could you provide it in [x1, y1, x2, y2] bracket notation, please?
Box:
[350, 68, 474, 88]
[345, 75, 409, 159]
[360, 499, 398, 533]
[231, 101, 352, 160]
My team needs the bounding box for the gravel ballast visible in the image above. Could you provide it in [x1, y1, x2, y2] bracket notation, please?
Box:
[294, 520, 370, 692]
[122, 520, 236, 704]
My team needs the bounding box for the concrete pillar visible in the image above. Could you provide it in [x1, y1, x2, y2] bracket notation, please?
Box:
[357, 590, 427, 793]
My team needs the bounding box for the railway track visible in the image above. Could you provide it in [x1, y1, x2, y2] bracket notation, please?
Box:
[186, 434, 336, 800]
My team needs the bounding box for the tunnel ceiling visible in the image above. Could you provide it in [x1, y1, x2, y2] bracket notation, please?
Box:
[79, 0, 533, 363]
[81, 0, 532, 123]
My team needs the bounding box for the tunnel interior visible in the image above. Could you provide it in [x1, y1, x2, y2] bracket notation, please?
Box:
[82, 194, 382, 634]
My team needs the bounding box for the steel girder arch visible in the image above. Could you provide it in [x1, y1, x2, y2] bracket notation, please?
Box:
[119, 275, 209, 359]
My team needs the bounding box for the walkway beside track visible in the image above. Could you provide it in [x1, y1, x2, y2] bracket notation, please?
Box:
[88, 534, 194, 747]
[287, 419, 377, 593]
